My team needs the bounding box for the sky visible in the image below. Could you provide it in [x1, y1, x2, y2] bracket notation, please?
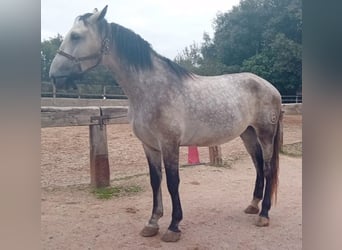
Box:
[41, 0, 240, 59]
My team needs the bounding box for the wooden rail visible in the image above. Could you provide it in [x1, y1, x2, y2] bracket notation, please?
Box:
[41, 106, 129, 128]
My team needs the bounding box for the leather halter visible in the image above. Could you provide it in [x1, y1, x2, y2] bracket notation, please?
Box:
[55, 28, 110, 76]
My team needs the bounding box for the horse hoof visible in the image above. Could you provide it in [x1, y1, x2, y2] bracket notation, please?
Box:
[140, 225, 159, 237]
[255, 216, 269, 227]
[161, 230, 181, 242]
[244, 205, 259, 214]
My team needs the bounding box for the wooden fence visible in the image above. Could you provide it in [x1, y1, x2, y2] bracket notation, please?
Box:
[42, 106, 129, 187]
[41, 106, 221, 188]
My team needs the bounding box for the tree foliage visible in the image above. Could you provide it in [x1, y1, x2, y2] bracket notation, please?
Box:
[41, 34, 63, 82]
[175, 0, 302, 95]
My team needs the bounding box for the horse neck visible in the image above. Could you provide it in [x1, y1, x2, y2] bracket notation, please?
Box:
[103, 53, 173, 107]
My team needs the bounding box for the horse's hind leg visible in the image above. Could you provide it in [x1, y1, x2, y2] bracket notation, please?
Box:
[240, 127, 264, 215]
[140, 144, 163, 237]
[254, 124, 279, 227]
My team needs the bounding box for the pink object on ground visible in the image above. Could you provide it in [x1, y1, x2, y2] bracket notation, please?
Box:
[188, 146, 200, 164]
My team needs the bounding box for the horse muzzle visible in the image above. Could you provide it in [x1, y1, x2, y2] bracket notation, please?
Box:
[49, 53, 83, 88]
[50, 74, 80, 90]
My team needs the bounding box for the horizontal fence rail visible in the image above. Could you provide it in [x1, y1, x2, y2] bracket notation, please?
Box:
[41, 82, 301, 103]
[41, 82, 127, 99]
[281, 95, 302, 103]
[42, 93, 302, 103]
[41, 92, 128, 100]
[41, 106, 129, 128]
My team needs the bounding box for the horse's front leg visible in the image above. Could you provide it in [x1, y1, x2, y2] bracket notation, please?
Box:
[140, 144, 163, 237]
[160, 143, 182, 242]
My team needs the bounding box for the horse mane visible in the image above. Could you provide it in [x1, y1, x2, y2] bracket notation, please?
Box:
[110, 23, 152, 70]
[78, 13, 93, 22]
[78, 14, 192, 79]
[108, 22, 192, 78]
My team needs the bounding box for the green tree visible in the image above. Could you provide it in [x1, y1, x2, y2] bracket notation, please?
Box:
[213, 0, 271, 66]
[175, 35, 233, 76]
[242, 33, 301, 94]
[175, 0, 302, 95]
[174, 42, 203, 74]
[41, 34, 63, 81]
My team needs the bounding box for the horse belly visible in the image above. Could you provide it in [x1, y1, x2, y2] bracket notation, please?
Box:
[180, 119, 248, 147]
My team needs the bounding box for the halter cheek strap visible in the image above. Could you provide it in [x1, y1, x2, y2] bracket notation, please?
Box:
[55, 25, 110, 76]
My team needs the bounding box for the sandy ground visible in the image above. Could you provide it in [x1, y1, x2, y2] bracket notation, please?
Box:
[41, 115, 302, 249]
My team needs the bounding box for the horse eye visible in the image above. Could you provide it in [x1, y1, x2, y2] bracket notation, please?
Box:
[70, 33, 81, 41]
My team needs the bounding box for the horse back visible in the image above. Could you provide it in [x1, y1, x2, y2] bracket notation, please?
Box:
[176, 72, 281, 146]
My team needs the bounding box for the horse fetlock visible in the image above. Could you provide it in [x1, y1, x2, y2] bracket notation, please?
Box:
[251, 198, 261, 207]
[155, 210, 163, 218]
[161, 229, 181, 242]
[150, 212, 163, 223]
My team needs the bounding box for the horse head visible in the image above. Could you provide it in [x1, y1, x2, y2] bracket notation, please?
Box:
[49, 6, 109, 88]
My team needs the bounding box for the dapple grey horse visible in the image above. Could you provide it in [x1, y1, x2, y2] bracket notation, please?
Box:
[49, 6, 283, 242]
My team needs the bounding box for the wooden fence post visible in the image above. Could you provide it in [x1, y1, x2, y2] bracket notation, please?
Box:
[89, 124, 110, 188]
[209, 146, 222, 165]
[52, 84, 56, 99]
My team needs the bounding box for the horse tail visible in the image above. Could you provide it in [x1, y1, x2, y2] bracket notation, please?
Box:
[271, 110, 283, 205]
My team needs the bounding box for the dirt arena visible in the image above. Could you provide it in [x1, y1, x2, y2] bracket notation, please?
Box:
[41, 115, 302, 249]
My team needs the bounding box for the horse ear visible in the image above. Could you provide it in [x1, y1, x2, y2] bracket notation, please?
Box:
[97, 5, 108, 21]
[89, 5, 107, 23]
